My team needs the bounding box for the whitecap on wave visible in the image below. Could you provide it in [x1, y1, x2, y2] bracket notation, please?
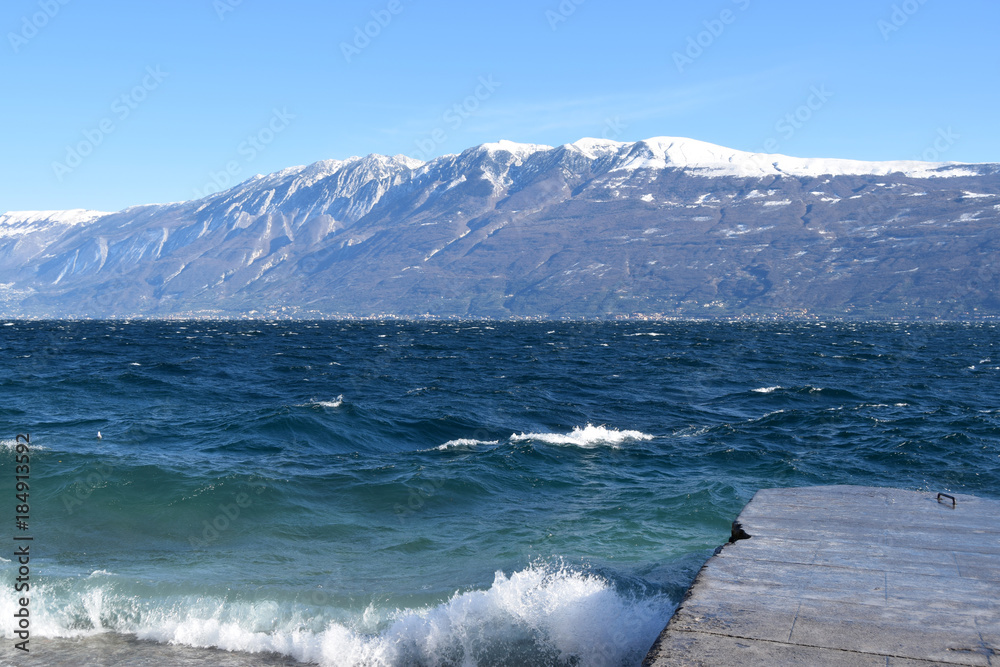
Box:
[306, 395, 343, 409]
[0, 438, 46, 451]
[2, 563, 674, 666]
[751, 386, 782, 394]
[511, 424, 654, 448]
[431, 438, 500, 451]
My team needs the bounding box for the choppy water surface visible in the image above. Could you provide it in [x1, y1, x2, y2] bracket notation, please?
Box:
[1, 320, 998, 665]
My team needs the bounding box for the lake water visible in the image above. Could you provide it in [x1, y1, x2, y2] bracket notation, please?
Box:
[1, 320, 998, 665]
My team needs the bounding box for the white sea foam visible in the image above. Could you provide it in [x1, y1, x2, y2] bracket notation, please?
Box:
[310, 395, 344, 408]
[672, 425, 711, 438]
[433, 438, 499, 451]
[0, 438, 46, 451]
[511, 424, 654, 448]
[1, 564, 673, 666]
[751, 386, 782, 394]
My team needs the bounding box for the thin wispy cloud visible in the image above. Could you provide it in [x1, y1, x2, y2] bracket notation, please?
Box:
[375, 70, 786, 157]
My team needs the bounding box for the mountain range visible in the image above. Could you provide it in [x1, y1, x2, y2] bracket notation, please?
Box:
[2, 136, 999, 319]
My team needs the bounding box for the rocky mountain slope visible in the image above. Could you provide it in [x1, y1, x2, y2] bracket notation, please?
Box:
[2, 137, 999, 319]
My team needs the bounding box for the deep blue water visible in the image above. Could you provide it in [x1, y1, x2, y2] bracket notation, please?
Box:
[1, 320, 998, 665]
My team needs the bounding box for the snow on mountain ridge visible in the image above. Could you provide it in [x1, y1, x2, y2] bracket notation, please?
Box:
[2, 134, 998, 320]
[393, 154, 426, 170]
[184, 152, 423, 229]
[568, 138, 628, 160]
[260, 154, 421, 192]
[295, 158, 363, 187]
[615, 136, 979, 179]
[423, 136, 984, 179]
[10, 138, 992, 233]
[219, 138, 988, 212]
[477, 140, 554, 161]
[0, 210, 109, 238]
[1, 209, 109, 225]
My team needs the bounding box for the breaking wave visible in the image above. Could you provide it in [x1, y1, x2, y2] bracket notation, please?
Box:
[511, 424, 655, 448]
[432, 438, 500, 451]
[0, 563, 674, 666]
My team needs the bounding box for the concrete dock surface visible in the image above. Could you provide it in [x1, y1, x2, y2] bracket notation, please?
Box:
[643, 485, 1000, 666]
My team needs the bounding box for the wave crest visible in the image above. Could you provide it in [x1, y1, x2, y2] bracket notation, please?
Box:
[308, 395, 344, 409]
[432, 438, 500, 451]
[511, 424, 654, 448]
[1, 564, 673, 666]
[0, 438, 47, 451]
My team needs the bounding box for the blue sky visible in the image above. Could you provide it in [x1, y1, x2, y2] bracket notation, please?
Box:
[2, 0, 998, 212]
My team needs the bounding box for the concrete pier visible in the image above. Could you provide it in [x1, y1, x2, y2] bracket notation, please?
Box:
[644, 486, 1000, 666]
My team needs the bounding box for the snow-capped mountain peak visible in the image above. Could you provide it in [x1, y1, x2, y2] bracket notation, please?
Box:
[0, 210, 109, 238]
[294, 158, 363, 185]
[476, 140, 553, 162]
[567, 138, 628, 160]
[391, 154, 425, 170]
[2, 134, 997, 320]
[611, 136, 979, 179]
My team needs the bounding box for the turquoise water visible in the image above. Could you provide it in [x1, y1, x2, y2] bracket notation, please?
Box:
[1, 321, 998, 665]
